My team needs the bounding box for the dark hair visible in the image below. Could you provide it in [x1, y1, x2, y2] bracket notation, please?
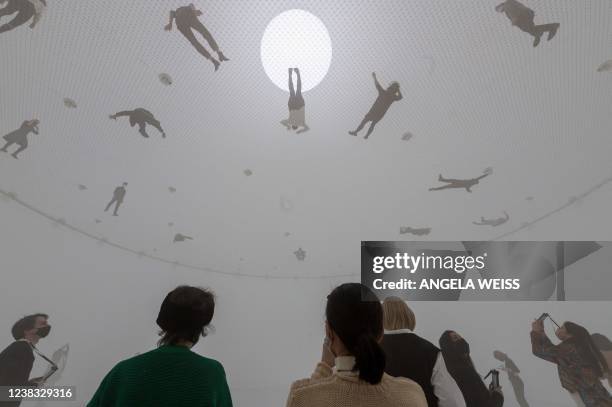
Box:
[592, 333, 612, 351]
[439, 330, 478, 375]
[325, 283, 385, 385]
[564, 322, 609, 377]
[156, 286, 215, 347]
[12, 314, 48, 340]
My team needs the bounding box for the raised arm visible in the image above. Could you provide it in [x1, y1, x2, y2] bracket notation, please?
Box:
[109, 111, 132, 120]
[295, 68, 302, 95]
[475, 172, 490, 181]
[373, 72, 384, 94]
[288, 68, 295, 96]
[531, 320, 562, 364]
[165, 10, 176, 31]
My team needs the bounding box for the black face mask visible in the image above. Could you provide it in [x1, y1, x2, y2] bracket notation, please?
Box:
[36, 325, 51, 338]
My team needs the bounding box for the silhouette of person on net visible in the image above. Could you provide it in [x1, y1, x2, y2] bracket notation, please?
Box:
[496, 0, 559, 47]
[173, 233, 193, 243]
[109, 108, 165, 139]
[429, 172, 490, 193]
[349, 72, 402, 140]
[281, 68, 309, 134]
[1, 119, 39, 159]
[0, 0, 45, 35]
[105, 183, 127, 216]
[473, 212, 510, 227]
[494, 350, 531, 407]
[165, 3, 229, 72]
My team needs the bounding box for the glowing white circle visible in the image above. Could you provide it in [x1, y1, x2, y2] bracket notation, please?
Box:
[260, 9, 332, 92]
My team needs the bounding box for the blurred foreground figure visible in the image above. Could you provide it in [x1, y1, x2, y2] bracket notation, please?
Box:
[88, 286, 232, 407]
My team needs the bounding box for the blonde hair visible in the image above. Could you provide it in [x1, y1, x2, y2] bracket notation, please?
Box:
[382, 297, 415, 331]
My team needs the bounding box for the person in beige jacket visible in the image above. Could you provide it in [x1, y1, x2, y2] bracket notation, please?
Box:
[286, 283, 427, 407]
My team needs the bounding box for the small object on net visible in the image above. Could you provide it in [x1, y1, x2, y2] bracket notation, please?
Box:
[401, 132, 413, 141]
[173, 233, 193, 243]
[597, 60, 612, 72]
[483, 167, 493, 175]
[94, 219, 102, 224]
[159, 73, 173, 85]
[168, 222, 174, 227]
[284, 232, 291, 237]
[526, 196, 534, 201]
[294, 247, 306, 261]
[77, 184, 87, 191]
[168, 187, 176, 193]
[244, 169, 253, 176]
[63, 98, 77, 108]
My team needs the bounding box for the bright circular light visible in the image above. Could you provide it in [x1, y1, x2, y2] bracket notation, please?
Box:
[261, 9, 332, 92]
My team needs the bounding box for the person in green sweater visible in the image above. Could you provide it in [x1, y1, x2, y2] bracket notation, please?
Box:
[87, 286, 233, 407]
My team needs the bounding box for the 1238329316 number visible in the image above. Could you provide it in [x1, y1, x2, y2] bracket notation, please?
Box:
[1, 386, 75, 401]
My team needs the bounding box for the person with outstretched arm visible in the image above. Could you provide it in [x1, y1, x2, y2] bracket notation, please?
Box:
[349, 72, 402, 140]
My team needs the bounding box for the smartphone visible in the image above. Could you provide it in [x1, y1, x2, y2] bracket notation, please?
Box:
[490, 370, 500, 388]
[537, 313, 561, 328]
[484, 369, 500, 388]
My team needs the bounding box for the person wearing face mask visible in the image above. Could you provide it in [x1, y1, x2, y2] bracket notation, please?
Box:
[286, 283, 427, 407]
[439, 331, 504, 407]
[0, 313, 51, 406]
[531, 320, 611, 406]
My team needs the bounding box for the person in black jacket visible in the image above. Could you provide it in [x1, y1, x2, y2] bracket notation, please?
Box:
[381, 297, 465, 407]
[0, 314, 51, 407]
[439, 331, 504, 407]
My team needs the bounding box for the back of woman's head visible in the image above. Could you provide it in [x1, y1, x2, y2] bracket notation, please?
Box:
[382, 296, 415, 331]
[326, 283, 385, 385]
[156, 286, 215, 347]
[439, 331, 474, 372]
[564, 322, 609, 377]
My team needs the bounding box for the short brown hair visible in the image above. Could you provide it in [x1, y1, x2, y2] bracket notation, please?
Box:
[382, 297, 415, 331]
